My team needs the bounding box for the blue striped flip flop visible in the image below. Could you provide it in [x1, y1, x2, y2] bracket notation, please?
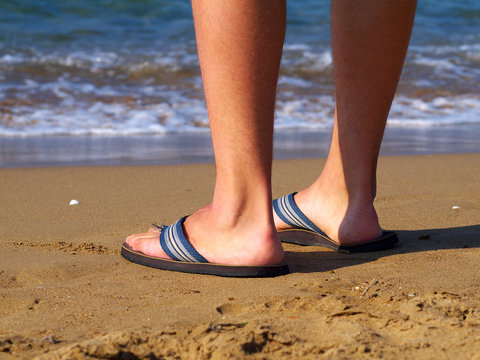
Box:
[121, 216, 289, 277]
[273, 193, 398, 253]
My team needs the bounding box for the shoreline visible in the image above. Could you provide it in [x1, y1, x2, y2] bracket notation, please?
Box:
[1, 125, 480, 168]
[1, 154, 479, 358]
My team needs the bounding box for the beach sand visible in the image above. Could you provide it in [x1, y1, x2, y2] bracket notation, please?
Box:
[1, 154, 479, 359]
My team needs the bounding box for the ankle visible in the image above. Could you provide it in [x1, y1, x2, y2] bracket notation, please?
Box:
[313, 163, 376, 206]
[186, 201, 283, 266]
[211, 186, 274, 227]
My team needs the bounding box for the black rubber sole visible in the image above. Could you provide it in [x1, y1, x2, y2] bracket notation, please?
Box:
[121, 243, 290, 277]
[279, 230, 399, 253]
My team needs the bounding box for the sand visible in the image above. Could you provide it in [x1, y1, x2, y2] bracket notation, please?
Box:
[1, 154, 479, 359]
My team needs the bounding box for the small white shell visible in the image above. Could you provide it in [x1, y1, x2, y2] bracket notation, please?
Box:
[452, 206, 460, 209]
[69, 199, 80, 206]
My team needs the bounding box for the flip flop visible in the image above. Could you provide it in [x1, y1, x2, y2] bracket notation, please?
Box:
[121, 216, 290, 277]
[273, 193, 398, 253]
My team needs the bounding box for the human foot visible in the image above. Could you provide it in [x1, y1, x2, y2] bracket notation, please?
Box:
[125, 203, 285, 267]
[273, 186, 383, 246]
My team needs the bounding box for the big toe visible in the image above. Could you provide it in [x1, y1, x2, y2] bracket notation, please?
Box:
[125, 233, 142, 249]
[126, 231, 166, 258]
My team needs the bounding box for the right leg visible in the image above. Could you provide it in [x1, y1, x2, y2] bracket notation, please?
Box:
[275, 0, 416, 244]
[127, 0, 286, 265]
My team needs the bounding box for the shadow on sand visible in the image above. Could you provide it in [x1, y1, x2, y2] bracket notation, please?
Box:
[284, 224, 480, 273]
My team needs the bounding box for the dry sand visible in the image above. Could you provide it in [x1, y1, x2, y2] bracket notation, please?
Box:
[1, 154, 479, 359]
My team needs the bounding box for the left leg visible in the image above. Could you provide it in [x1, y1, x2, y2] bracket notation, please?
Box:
[275, 0, 417, 245]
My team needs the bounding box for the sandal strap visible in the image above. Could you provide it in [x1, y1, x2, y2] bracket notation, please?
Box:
[159, 217, 208, 263]
[273, 193, 326, 236]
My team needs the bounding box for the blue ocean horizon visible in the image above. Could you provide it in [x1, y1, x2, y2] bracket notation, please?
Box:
[0, 0, 479, 166]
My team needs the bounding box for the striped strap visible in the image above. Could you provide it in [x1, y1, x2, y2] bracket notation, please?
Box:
[158, 217, 208, 263]
[273, 193, 326, 236]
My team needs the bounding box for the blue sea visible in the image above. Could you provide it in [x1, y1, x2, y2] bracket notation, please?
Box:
[1, 0, 479, 166]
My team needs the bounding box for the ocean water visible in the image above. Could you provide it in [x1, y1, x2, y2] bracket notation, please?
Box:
[0, 0, 479, 138]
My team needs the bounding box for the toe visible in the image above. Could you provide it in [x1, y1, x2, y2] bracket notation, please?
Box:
[125, 230, 168, 259]
[125, 233, 137, 246]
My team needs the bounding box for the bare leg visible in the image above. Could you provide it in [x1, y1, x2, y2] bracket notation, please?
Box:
[127, 0, 286, 265]
[275, 0, 416, 244]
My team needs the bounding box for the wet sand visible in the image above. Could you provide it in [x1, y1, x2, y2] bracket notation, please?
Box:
[2, 125, 480, 168]
[1, 154, 479, 359]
